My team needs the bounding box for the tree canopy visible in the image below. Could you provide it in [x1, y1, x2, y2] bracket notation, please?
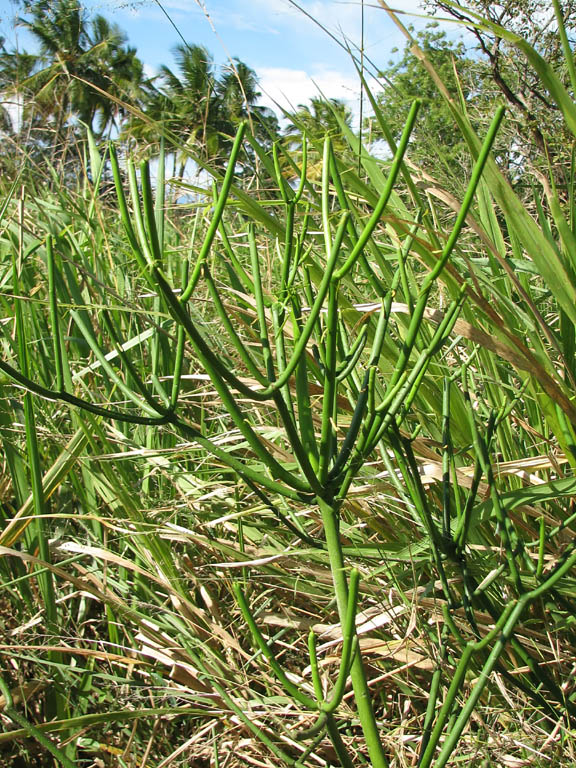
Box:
[369, 24, 483, 182]
[0, 0, 279, 175]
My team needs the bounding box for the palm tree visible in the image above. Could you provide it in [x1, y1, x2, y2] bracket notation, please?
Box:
[217, 59, 261, 123]
[0, 40, 55, 175]
[127, 44, 220, 169]
[161, 44, 221, 159]
[216, 58, 279, 153]
[283, 97, 354, 180]
[0, 41, 38, 136]
[17, 0, 146, 141]
[82, 15, 148, 136]
[128, 44, 278, 175]
[286, 97, 352, 146]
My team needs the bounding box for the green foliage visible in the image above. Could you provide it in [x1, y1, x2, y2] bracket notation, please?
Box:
[0, 1, 279, 178]
[428, 0, 576, 172]
[2, 2, 576, 767]
[126, 43, 278, 167]
[19, 0, 146, 134]
[370, 24, 497, 186]
[282, 97, 355, 180]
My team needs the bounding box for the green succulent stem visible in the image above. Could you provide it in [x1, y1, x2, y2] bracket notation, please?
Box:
[318, 496, 389, 768]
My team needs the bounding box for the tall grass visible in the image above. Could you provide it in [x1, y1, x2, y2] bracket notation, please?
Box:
[2, 3, 576, 767]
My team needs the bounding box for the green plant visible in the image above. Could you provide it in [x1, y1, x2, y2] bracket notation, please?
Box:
[3, 3, 576, 766]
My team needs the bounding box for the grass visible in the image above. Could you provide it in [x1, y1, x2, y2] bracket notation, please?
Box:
[2, 4, 576, 767]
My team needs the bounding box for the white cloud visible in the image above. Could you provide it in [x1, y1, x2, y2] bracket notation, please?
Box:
[143, 62, 157, 79]
[1, 96, 24, 134]
[257, 66, 360, 114]
[257, 65, 384, 129]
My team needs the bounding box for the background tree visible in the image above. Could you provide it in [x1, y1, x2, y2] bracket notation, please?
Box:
[127, 44, 278, 177]
[0, 1, 279, 183]
[283, 96, 354, 180]
[0, 38, 57, 175]
[5, 0, 147, 173]
[369, 24, 495, 188]
[155, 43, 220, 161]
[216, 58, 279, 150]
[80, 14, 148, 136]
[0, 41, 37, 136]
[23, 0, 146, 128]
[425, 0, 576, 178]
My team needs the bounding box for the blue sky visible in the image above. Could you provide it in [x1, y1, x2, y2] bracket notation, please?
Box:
[0, 0, 458, 120]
